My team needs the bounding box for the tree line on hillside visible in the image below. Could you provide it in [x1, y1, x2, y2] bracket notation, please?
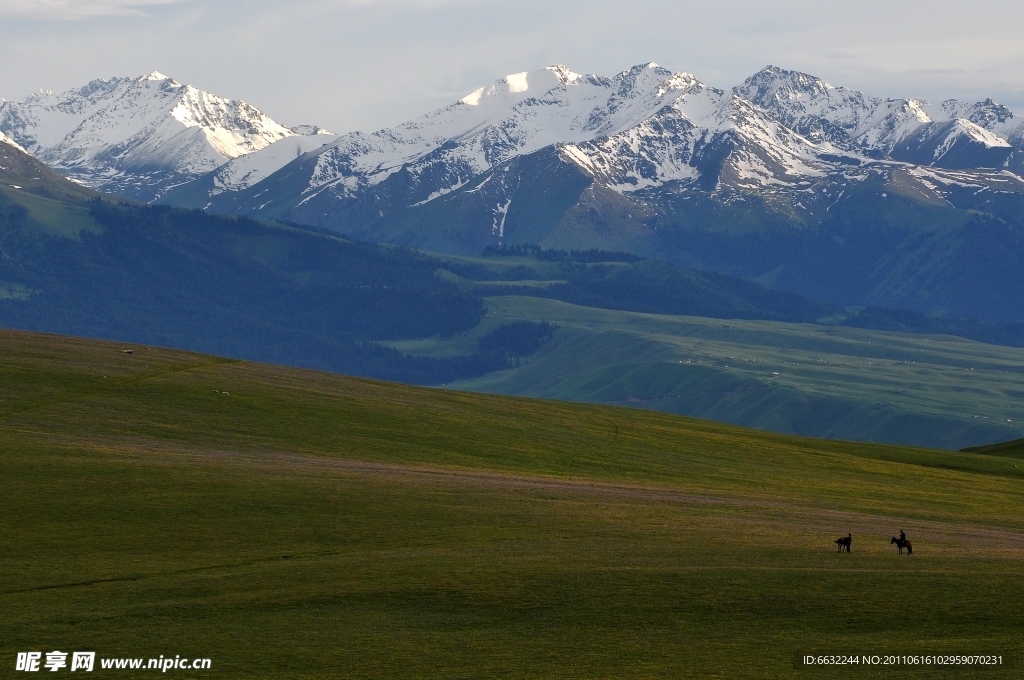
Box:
[471, 257, 838, 323]
[481, 244, 644, 263]
[468, 241, 1024, 347]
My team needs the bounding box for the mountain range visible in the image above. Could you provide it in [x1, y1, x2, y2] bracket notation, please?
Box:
[5, 64, 1024, 322]
[176, 63, 1024, 213]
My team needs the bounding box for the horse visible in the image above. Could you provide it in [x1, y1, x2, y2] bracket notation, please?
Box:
[835, 534, 852, 553]
[891, 536, 913, 555]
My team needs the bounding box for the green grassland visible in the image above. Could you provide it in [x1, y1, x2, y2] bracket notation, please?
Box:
[389, 296, 1024, 450]
[2, 329, 1023, 678]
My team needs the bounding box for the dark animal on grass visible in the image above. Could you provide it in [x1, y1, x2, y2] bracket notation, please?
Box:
[835, 534, 852, 553]
[891, 537, 913, 555]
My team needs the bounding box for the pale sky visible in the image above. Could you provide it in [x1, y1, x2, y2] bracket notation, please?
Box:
[2, 0, 1023, 135]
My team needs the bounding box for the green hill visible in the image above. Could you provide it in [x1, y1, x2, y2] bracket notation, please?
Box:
[0, 139, 105, 246]
[393, 295, 1024, 450]
[962, 437, 1024, 458]
[2, 329, 1023, 678]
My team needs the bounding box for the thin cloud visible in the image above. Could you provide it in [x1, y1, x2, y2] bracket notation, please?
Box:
[0, 0, 186, 19]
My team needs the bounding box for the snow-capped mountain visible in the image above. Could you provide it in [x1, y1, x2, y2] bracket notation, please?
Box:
[735, 66, 1024, 164]
[0, 72, 324, 201]
[154, 61, 1024, 322]
[159, 132, 338, 207]
[177, 62, 1024, 235]
[11, 63, 1023, 320]
[212, 133, 337, 194]
[297, 64, 730, 203]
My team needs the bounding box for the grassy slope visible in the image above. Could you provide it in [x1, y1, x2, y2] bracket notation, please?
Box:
[2, 329, 1023, 679]
[0, 140, 105, 239]
[394, 296, 1024, 450]
[962, 437, 1024, 458]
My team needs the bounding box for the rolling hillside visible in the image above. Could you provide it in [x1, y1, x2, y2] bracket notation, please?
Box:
[2, 329, 1022, 678]
[393, 295, 1024, 450]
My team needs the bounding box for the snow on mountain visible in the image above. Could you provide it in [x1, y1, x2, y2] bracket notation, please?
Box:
[293, 62, 862, 208]
[289, 125, 334, 136]
[0, 72, 298, 200]
[934, 118, 1011, 153]
[561, 80, 837, 192]
[735, 66, 936, 152]
[210, 133, 337, 194]
[177, 61, 1024, 239]
[889, 117, 1015, 169]
[9, 62, 1017, 213]
[0, 129, 26, 153]
[734, 66, 1024, 164]
[299, 63, 766, 206]
[929, 98, 1023, 140]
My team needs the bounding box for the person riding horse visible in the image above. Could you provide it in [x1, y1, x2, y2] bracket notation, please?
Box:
[891, 531, 913, 555]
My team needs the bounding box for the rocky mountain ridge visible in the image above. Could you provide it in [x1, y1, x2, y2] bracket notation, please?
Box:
[161, 63, 1024, 223]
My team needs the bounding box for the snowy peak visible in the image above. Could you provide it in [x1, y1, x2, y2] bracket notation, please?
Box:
[156, 60, 1024, 255]
[734, 65, 904, 148]
[738, 65, 837, 104]
[299, 63, 721, 204]
[212, 133, 338, 194]
[890, 117, 1014, 168]
[0, 72, 297, 201]
[284, 61, 850, 207]
[547, 64, 583, 85]
[458, 65, 582, 106]
[950, 118, 1012, 149]
[734, 67, 1024, 158]
[932, 97, 1015, 128]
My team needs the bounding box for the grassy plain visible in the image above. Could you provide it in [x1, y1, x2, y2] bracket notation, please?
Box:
[389, 295, 1024, 449]
[2, 329, 1023, 678]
